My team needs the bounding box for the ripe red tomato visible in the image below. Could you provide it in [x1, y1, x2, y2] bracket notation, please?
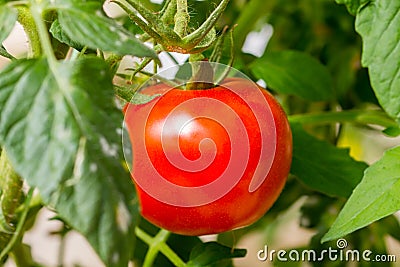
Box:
[124, 77, 292, 236]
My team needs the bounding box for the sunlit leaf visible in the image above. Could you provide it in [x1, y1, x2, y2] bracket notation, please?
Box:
[355, 0, 400, 123]
[0, 58, 137, 267]
[187, 242, 246, 267]
[290, 123, 367, 198]
[53, 0, 157, 58]
[322, 146, 400, 242]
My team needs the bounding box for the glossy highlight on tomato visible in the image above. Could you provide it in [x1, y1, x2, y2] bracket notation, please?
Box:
[124, 77, 292, 236]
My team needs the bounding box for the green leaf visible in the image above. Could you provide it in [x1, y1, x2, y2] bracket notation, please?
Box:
[167, 234, 203, 263]
[383, 126, 400, 137]
[250, 50, 334, 101]
[290, 123, 368, 198]
[0, 45, 14, 60]
[186, 242, 246, 267]
[0, 5, 17, 43]
[335, 0, 370, 15]
[355, 0, 400, 123]
[0, 58, 137, 267]
[49, 19, 84, 51]
[53, 0, 157, 58]
[322, 146, 400, 242]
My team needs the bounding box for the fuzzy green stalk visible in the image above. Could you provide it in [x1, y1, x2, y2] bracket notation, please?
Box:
[15, 6, 41, 57]
[174, 0, 190, 37]
[0, 150, 23, 252]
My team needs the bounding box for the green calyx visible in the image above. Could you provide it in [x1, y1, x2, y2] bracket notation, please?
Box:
[112, 0, 231, 54]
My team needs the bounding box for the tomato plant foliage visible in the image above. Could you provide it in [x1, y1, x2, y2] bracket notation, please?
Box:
[0, 57, 138, 266]
[0, 0, 399, 266]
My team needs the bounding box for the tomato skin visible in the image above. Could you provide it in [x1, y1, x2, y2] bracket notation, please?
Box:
[124, 78, 292, 236]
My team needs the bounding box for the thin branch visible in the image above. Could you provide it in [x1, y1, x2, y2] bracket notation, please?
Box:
[124, 0, 181, 43]
[112, 0, 163, 41]
[0, 188, 34, 262]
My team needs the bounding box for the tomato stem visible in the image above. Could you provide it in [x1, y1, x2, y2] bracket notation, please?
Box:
[289, 110, 399, 129]
[135, 227, 186, 267]
[0, 150, 24, 251]
[0, 188, 34, 262]
[116, 0, 182, 46]
[29, 0, 57, 65]
[117, 0, 228, 53]
[15, 5, 42, 58]
[186, 58, 215, 90]
[213, 26, 236, 85]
